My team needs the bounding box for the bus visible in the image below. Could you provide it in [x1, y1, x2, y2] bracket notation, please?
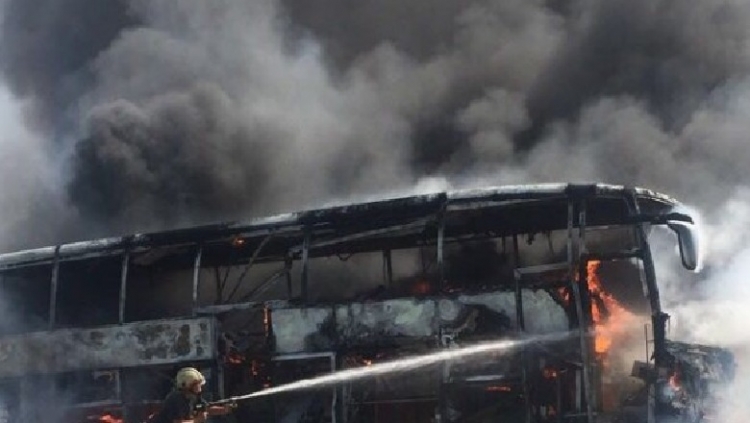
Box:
[0, 183, 733, 423]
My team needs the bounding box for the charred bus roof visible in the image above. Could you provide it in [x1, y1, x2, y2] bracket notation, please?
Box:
[0, 183, 683, 271]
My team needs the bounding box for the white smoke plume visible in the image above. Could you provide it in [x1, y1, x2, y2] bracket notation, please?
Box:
[2, 0, 750, 420]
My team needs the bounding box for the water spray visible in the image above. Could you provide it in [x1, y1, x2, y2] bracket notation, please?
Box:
[210, 330, 576, 405]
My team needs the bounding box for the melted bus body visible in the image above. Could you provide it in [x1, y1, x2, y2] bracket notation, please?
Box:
[0, 183, 732, 423]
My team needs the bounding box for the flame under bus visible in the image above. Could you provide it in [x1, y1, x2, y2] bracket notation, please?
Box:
[0, 183, 731, 423]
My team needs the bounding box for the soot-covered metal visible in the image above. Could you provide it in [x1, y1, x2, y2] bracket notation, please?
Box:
[0, 183, 733, 423]
[0, 318, 215, 377]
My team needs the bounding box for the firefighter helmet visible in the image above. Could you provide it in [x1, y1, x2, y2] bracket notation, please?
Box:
[175, 367, 206, 388]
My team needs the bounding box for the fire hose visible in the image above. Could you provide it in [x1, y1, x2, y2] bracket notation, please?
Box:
[194, 383, 291, 412]
[193, 399, 239, 413]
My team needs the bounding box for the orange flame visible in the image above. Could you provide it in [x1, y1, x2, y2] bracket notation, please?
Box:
[226, 351, 244, 364]
[88, 414, 123, 423]
[669, 370, 681, 391]
[587, 261, 636, 355]
[412, 280, 431, 295]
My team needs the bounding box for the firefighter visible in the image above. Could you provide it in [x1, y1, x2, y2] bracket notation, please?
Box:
[148, 367, 235, 423]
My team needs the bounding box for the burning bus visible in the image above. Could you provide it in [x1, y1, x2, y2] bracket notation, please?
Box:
[0, 183, 734, 423]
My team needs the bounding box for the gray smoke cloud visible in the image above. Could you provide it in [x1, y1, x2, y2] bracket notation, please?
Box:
[0, 0, 745, 237]
[3, 0, 750, 419]
[0, 0, 744, 241]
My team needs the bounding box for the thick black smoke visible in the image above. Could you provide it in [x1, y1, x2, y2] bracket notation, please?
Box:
[0, 0, 137, 131]
[1, 0, 748, 243]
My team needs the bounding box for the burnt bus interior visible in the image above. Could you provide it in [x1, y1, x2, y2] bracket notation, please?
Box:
[0, 184, 734, 423]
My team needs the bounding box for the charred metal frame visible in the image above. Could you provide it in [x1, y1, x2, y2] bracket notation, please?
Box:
[119, 250, 130, 324]
[0, 317, 217, 377]
[0, 184, 695, 423]
[224, 234, 274, 304]
[625, 192, 665, 363]
[48, 245, 61, 329]
[512, 233, 532, 423]
[436, 212, 445, 290]
[192, 245, 203, 317]
[625, 189, 664, 423]
[301, 229, 311, 304]
[383, 249, 393, 287]
[567, 196, 595, 423]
